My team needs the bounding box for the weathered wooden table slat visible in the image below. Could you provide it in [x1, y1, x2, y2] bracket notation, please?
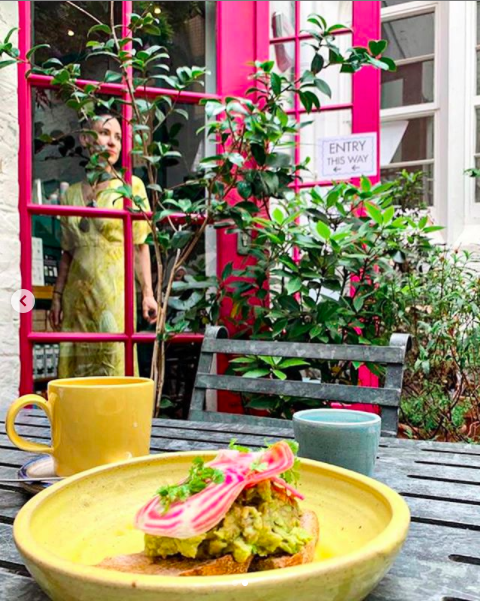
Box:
[0, 412, 479, 601]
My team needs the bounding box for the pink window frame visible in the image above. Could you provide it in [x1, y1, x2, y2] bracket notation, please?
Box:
[17, 1, 221, 395]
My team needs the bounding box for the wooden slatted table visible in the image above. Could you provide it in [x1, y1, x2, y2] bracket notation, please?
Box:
[0, 411, 479, 601]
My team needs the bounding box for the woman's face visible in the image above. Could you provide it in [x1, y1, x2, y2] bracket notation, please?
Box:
[91, 116, 122, 166]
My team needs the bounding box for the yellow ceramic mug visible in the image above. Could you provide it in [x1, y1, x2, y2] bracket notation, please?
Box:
[6, 377, 154, 477]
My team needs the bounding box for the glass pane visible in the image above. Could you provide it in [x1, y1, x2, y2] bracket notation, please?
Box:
[381, 164, 434, 207]
[270, 41, 295, 109]
[300, 1, 353, 29]
[382, 14, 435, 62]
[300, 34, 352, 107]
[32, 215, 126, 334]
[300, 110, 352, 182]
[33, 342, 125, 391]
[381, 117, 434, 168]
[33, 89, 124, 205]
[33, 1, 122, 81]
[134, 103, 206, 189]
[476, 108, 480, 154]
[477, 51, 480, 96]
[381, 14, 435, 108]
[135, 225, 217, 335]
[477, 1, 480, 43]
[33, 343, 61, 395]
[475, 157, 480, 203]
[382, 59, 434, 109]
[382, 1, 417, 6]
[271, 1, 295, 39]
[136, 342, 201, 418]
[133, 2, 216, 93]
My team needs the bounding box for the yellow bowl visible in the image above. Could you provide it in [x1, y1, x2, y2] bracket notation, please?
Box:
[14, 452, 410, 601]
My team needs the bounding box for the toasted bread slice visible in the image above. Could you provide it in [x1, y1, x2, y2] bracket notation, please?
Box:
[98, 510, 318, 576]
[98, 552, 252, 577]
[250, 510, 319, 572]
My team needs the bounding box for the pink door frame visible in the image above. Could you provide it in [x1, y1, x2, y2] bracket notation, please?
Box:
[17, 1, 381, 403]
[215, 2, 381, 412]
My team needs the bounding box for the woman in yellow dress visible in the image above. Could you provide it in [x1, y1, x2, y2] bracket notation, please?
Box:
[49, 114, 158, 377]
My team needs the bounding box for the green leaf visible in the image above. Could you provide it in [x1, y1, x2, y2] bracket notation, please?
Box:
[353, 295, 365, 312]
[251, 143, 266, 166]
[286, 277, 303, 295]
[26, 44, 50, 60]
[314, 78, 332, 98]
[271, 72, 282, 96]
[365, 202, 383, 225]
[273, 370, 287, 381]
[273, 207, 284, 224]
[383, 206, 395, 225]
[242, 369, 271, 379]
[237, 181, 252, 200]
[279, 359, 310, 369]
[378, 57, 396, 72]
[316, 221, 331, 240]
[88, 24, 112, 37]
[311, 53, 325, 75]
[104, 70, 122, 83]
[222, 262, 233, 280]
[0, 59, 17, 69]
[368, 40, 388, 57]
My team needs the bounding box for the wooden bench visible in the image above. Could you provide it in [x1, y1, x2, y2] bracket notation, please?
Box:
[188, 327, 412, 437]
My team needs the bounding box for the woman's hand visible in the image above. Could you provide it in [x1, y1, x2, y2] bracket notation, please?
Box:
[49, 295, 63, 331]
[142, 295, 158, 324]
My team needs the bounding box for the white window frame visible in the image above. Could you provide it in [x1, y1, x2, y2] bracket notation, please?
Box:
[380, 1, 440, 221]
[466, 1, 480, 224]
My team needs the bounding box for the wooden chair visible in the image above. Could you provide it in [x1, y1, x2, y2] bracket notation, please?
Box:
[188, 327, 412, 437]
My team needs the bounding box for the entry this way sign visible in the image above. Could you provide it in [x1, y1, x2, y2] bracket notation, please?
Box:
[317, 132, 377, 180]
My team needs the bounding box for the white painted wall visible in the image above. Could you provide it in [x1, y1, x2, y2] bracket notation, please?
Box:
[0, 2, 20, 408]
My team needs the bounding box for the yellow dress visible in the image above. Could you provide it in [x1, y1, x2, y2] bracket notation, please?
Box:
[58, 176, 150, 378]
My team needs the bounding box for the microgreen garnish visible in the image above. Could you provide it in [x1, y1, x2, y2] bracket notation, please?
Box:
[229, 438, 251, 453]
[157, 457, 225, 514]
[266, 439, 301, 487]
[250, 459, 268, 473]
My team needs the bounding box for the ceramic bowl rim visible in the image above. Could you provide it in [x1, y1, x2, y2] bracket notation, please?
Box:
[14, 451, 410, 593]
[293, 409, 382, 428]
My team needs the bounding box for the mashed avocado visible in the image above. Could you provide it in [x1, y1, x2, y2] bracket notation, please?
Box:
[145, 480, 311, 563]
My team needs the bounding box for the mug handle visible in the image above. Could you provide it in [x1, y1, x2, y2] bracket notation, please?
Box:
[5, 395, 54, 455]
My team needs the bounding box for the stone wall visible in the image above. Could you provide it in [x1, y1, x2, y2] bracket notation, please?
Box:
[0, 3, 20, 408]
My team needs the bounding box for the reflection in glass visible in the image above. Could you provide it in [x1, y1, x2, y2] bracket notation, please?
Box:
[300, 1, 352, 28]
[33, 89, 124, 203]
[300, 35, 352, 107]
[270, 1, 295, 39]
[133, 1, 216, 93]
[381, 14, 435, 109]
[33, 1, 122, 81]
[134, 103, 206, 189]
[381, 164, 434, 207]
[34, 215, 126, 336]
[382, 1, 417, 6]
[300, 110, 352, 182]
[136, 226, 211, 335]
[382, 60, 434, 109]
[382, 14, 434, 61]
[387, 117, 434, 164]
[33, 342, 124, 394]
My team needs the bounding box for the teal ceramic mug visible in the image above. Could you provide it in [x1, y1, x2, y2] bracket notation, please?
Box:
[293, 409, 382, 477]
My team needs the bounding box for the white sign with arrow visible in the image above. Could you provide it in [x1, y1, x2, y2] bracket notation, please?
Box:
[317, 132, 377, 181]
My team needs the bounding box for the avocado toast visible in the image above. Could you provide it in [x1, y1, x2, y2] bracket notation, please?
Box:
[98, 441, 319, 576]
